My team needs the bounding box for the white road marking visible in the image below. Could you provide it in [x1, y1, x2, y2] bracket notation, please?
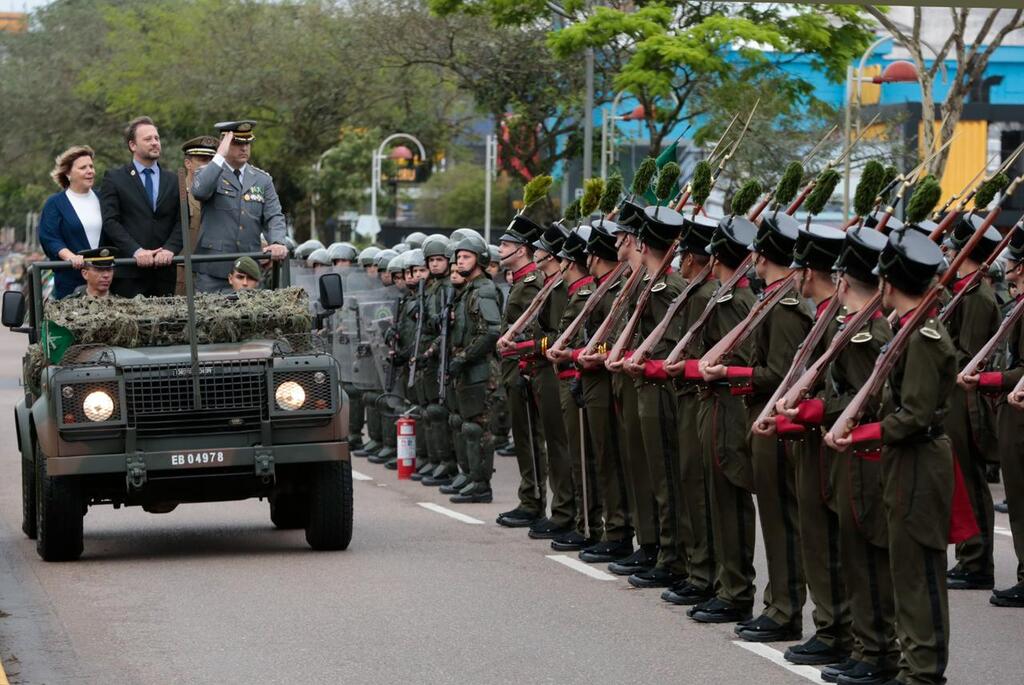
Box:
[995, 526, 1012, 538]
[545, 555, 617, 581]
[351, 470, 373, 481]
[732, 641, 823, 683]
[417, 502, 485, 525]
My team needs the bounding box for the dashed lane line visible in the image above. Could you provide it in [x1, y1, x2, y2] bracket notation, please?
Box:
[417, 502, 485, 525]
[545, 555, 617, 581]
[732, 641, 822, 683]
[351, 470, 373, 481]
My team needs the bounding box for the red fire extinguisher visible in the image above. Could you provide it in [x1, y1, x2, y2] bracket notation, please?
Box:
[396, 416, 416, 479]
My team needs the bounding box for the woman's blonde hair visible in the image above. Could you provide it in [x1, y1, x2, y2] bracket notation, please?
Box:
[51, 145, 95, 189]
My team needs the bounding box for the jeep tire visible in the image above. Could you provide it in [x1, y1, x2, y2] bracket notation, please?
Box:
[304, 460, 352, 551]
[35, 446, 84, 561]
[270, 492, 308, 529]
[22, 455, 37, 539]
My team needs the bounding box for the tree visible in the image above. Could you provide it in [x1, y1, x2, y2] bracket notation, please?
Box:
[414, 163, 520, 228]
[864, 6, 1024, 177]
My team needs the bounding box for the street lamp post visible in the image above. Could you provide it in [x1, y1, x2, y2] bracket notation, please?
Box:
[600, 93, 647, 181]
[484, 133, 498, 244]
[371, 133, 426, 222]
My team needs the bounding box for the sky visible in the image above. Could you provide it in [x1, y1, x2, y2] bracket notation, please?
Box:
[0, 0, 48, 12]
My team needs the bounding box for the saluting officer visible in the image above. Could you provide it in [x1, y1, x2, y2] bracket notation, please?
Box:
[191, 121, 288, 293]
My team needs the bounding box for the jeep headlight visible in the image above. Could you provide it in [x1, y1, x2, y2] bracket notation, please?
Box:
[275, 381, 306, 411]
[82, 390, 115, 422]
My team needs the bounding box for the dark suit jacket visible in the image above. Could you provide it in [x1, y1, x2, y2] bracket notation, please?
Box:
[99, 162, 182, 284]
[38, 190, 97, 299]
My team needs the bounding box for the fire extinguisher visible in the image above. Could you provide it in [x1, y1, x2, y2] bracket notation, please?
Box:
[396, 415, 416, 479]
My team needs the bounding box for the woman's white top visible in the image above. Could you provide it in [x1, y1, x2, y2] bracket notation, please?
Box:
[65, 188, 102, 249]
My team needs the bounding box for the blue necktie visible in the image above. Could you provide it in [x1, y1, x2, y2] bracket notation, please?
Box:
[141, 167, 156, 211]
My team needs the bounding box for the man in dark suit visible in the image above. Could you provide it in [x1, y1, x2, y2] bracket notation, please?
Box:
[99, 116, 182, 297]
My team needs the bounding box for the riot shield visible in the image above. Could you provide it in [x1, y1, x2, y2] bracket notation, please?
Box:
[351, 288, 399, 391]
[288, 260, 319, 312]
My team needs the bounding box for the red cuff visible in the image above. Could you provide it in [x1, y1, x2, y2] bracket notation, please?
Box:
[978, 371, 1003, 391]
[557, 369, 580, 381]
[683, 359, 702, 380]
[775, 415, 806, 435]
[643, 360, 668, 381]
[517, 359, 527, 372]
[622, 349, 634, 361]
[726, 366, 753, 379]
[571, 348, 583, 363]
[849, 422, 882, 444]
[795, 398, 825, 426]
[514, 340, 536, 352]
[726, 365, 753, 394]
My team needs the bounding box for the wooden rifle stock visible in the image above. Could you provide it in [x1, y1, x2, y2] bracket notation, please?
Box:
[581, 263, 647, 356]
[606, 248, 677, 365]
[829, 184, 1017, 439]
[548, 260, 629, 355]
[499, 264, 566, 348]
[961, 294, 1024, 380]
[628, 262, 714, 366]
[940, 221, 1021, 324]
[700, 272, 799, 368]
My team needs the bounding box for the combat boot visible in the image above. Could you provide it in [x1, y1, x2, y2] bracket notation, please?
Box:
[783, 636, 847, 666]
[607, 545, 657, 576]
[496, 507, 540, 528]
[384, 457, 397, 470]
[946, 565, 994, 590]
[422, 465, 457, 486]
[991, 582, 1024, 607]
[439, 473, 470, 495]
[450, 481, 492, 504]
[376, 445, 396, 461]
[627, 567, 683, 589]
[410, 461, 434, 482]
[735, 615, 802, 643]
[528, 518, 570, 540]
[661, 581, 713, 606]
[687, 597, 753, 624]
[353, 439, 381, 457]
[835, 660, 898, 685]
[496, 441, 516, 457]
[550, 531, 596, 552]
[579, 539, 634, 564]
[819, 658, 859, 683]
[366, 450, 390, 464]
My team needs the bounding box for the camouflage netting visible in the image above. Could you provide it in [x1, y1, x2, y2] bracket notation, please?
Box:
[25, 288, 314, 393]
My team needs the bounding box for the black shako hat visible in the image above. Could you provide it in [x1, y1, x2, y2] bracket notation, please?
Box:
[708, 216, 757, 269]
[835, 226, 887, 284]
[500, 214, 545, 246]
[559, 226, 593, 265]
[944, 213, 1001, 263]
[533, 222, 570, 255]
[751, 212, 800, 265]
[1005, 228, 1024, 263]
[639, 205, 685, 251]
[586, 221, 620, 261]
[875, 228, 944, 295]
[790, 223, 846, 271]
[679, 214, 718, 255]
[863, 209, 904, 234]
[617, 198, 646, 234]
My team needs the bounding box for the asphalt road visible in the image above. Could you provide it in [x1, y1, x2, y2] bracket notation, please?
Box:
[1, 326, 1023, 684]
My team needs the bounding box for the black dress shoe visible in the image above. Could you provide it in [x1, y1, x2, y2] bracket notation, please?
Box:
[783, 636, 847, 666]
[736, 615, 802, 643]
[528, 519, 571, 540]
[687, 597, 753, 624]
[991, 582, 1024, 607]
[607, 547, 657, 576]
[661, 581, 714, 606]
[836, 660, 898, 685]
[995, 499, 1009, 514]
[820, 658, 860, 683]
[579, 540, 634, 563]
[947, 569, 995, 590]
[439, 474, 470, 495]
[627, 567, 682, 589]
[449, 483, 492, 504]
[551, 531, 596, 551]
[496, 508, 540, 528]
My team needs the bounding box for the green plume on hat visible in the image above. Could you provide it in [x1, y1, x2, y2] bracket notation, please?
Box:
[690, 160, 713, 209]
[631, 158, 657, 197]
[654, 162, 681, 204]
[599, 173, 623, 215]
[804, 169, 841, 217]
[974, 172, 1010, 210]
[905, 175, 942, 225]
[564, 198, 582, 222]
[877, 165, 899, 203]
[581, 178, 604, 217]
[853, 161, 886, 217]
[771, 161, 803, 210]
[522, 175, 553, 210]
[730, 179, 762, 217]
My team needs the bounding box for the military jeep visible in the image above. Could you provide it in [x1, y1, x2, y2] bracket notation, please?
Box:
[3, 254, 351, 561]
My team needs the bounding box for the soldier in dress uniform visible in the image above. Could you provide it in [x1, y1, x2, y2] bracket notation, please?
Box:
[828, 227, 959, 685]
[176, 136, 218, 294]
[66, 247, 119, 299]
[190, 121, 288, 293]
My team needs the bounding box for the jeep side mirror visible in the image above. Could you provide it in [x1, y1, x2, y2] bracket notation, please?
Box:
[2, 291, 26, 329]
[318, 273, 344, 311]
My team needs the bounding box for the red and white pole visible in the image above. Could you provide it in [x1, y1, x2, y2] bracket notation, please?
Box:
[396, 417, 416, 479]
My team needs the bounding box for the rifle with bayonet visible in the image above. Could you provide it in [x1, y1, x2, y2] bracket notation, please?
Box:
[747, 125, 837, 221]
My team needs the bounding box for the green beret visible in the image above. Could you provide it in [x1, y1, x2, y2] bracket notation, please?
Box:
[232, 256, 261, 281]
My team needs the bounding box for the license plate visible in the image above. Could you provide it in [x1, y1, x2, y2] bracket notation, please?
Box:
[169, 451, 226, 467]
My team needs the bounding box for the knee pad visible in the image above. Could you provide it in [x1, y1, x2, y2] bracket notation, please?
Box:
[461, 420, 484, 441]
[448, 414, 463, 431]
[425, 403, 448, 423]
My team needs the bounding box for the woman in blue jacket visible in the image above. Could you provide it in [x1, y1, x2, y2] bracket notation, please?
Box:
[38, 145, 102, 299]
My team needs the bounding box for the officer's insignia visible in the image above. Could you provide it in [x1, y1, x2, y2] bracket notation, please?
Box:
[248, 186, 265, 202]
[920, 327, 941, 340]
[642, 274, 652, 282]
[651, 282, 667, 292]
[577, 289, 592, 297]
[836, 314, 846, 324]
[243, 194, 251, 201]
[100, 249, 109, 257]
[780, 297, 800, 306]
[717, 292, 734, 303]
[129, 169, 136, 177]
[851, 331, 873, 344]
[524, 274, 537, 283]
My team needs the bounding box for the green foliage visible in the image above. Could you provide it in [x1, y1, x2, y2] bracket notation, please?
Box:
[853, 161, 886, 217]
[581, 178, 604, 216]
[654, 162, 681, 204]
[877, 165, 900, 203]
[905, 175, 942, 225]
[599, 173, 623, 215]
[690, 161, 713, 209]
[975, 172, 1010, 210]
[415, 163, 519, 228]
[804, 169, 841, 216]
[773, 162, 804, 209]
[564, 198, 582, 223]
[731, 179, 763, 217]
[523, 175, 553, 209]
[631, 158, 658, 198]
